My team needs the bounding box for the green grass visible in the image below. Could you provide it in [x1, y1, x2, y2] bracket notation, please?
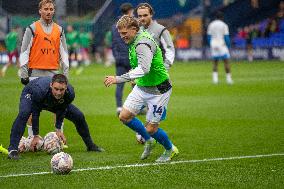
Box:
[0, 60, 284, 188]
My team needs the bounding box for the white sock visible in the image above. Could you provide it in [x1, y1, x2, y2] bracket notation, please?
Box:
[248, 56, 253, 62]
[213, 72, 218, 84]
[27, 125, 33, 136]
[226, 73, 233, 84]
[117, 107, 122, 113]
[1, 65, 8, 73]
[61, 122, 64, 133]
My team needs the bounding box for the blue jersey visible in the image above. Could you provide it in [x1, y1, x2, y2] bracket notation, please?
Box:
[24, 77, 75, 135]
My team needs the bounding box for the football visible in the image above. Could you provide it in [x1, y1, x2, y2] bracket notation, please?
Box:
[24, 135, 44, 152]
[18, 136, 26, 153]
[51, 152, 73, 174]
[43, 132, 63, 154]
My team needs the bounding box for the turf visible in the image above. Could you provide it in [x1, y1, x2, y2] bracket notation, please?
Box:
[0, 60, 284, 188]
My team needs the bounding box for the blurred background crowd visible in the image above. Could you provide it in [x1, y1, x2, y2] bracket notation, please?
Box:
[0, 0, 283, 66]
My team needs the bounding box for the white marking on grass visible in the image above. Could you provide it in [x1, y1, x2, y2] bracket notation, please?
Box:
[0, 153, 283, 178]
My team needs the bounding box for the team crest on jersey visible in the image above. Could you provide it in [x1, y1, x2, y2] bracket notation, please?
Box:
[25, 94, 31, 100]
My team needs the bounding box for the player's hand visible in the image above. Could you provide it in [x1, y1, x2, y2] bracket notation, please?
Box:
[21, 78, 29, 85]
[30, 135, 40, 152]
[56, 130, 66, 145]
[104, 76, 117, 87]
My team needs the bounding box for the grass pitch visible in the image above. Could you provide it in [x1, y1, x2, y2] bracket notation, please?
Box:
[0, 60, 284, 188]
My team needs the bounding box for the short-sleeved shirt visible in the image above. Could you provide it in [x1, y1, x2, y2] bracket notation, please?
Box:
[207, 19, 230, 58]
[5, 31, 18, 52]
[79, 32, 92, 48]
[66, 30, 79, 50]
[207, 20, 229, 47]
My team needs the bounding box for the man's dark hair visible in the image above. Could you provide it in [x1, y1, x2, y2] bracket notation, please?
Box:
[52, 74, 68, 85]
[120, 3, 133, 15]
[215, 11, 224, 20]
[135, 3, 155, 15]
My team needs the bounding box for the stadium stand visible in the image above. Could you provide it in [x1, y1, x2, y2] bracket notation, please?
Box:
[233, 1, 284, 48]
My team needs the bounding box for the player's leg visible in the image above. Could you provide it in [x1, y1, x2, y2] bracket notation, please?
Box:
[26, 76, 39, 136]
[27, 115, 33, 136]
[84, 48, 91, 66]
[8, 88, 32, 159]
[119, 86, 152, 145]
[75, 48, 85, 75]
[0, 53, 12, 77]
[212, 59, 219, 84]
[247, 42, 253, 62]
[104, 48, 113, 67]
[145, 88, 178, 162]
[119, 107, 155, 160]
[115, 82, 125, 115]
[70, 49, 78, 68]
[224, 58, 233, 84]
[119, 86, 155, 159]
[15, 51, 20, 68]
[16, 56, 22, 77]
[64, 104, 104, 152]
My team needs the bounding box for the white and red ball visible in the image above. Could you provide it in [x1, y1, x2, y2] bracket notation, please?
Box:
[43, 132, 63, 154]
[25, 135, 44, 152]
[18, 136, 27, 153]
[51, 152, 73, 174]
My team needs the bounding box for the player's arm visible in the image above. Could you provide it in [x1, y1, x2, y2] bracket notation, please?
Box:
[55, 86, 74, 143]
[207, 35, 211, 45]
[160, 29, 175, 70]
[117, 39, 155, 82]
[30, 101, 42, 152]
[30, 91, 43, 152]
[207, 24, 212, 46]
[224, 35, 230, 48]
[55, 84, 75, 129]
[31, 95, 43, 136]
[59, 29, 70, 78]
[224, 25, 230, 48]
[55, 86, 74, 130]
[55, 108, 67, 130]
[19, 25, 34, 85]
[105, 38, 155, 87]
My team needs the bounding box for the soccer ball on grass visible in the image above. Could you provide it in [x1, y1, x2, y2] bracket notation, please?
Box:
[25, 135, 44, 152]
[18, 136, 27, 153]
[43, 132, 63, 154]
[51, 152, 73, 174]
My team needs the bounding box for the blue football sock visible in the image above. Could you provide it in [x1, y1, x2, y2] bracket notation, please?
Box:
[151, 128, 172, 150]
[125, 118, 151, 141]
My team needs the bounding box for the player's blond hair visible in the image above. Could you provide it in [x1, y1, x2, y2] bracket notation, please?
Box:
[39, 0, 56, 9]
[116, 15, 139, 31]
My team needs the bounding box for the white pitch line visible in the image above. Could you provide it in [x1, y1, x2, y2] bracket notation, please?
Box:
[0, 153, 283, 178]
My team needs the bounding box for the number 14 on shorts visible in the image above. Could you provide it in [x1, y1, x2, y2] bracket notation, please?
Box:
[153, 105, 163, 116]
